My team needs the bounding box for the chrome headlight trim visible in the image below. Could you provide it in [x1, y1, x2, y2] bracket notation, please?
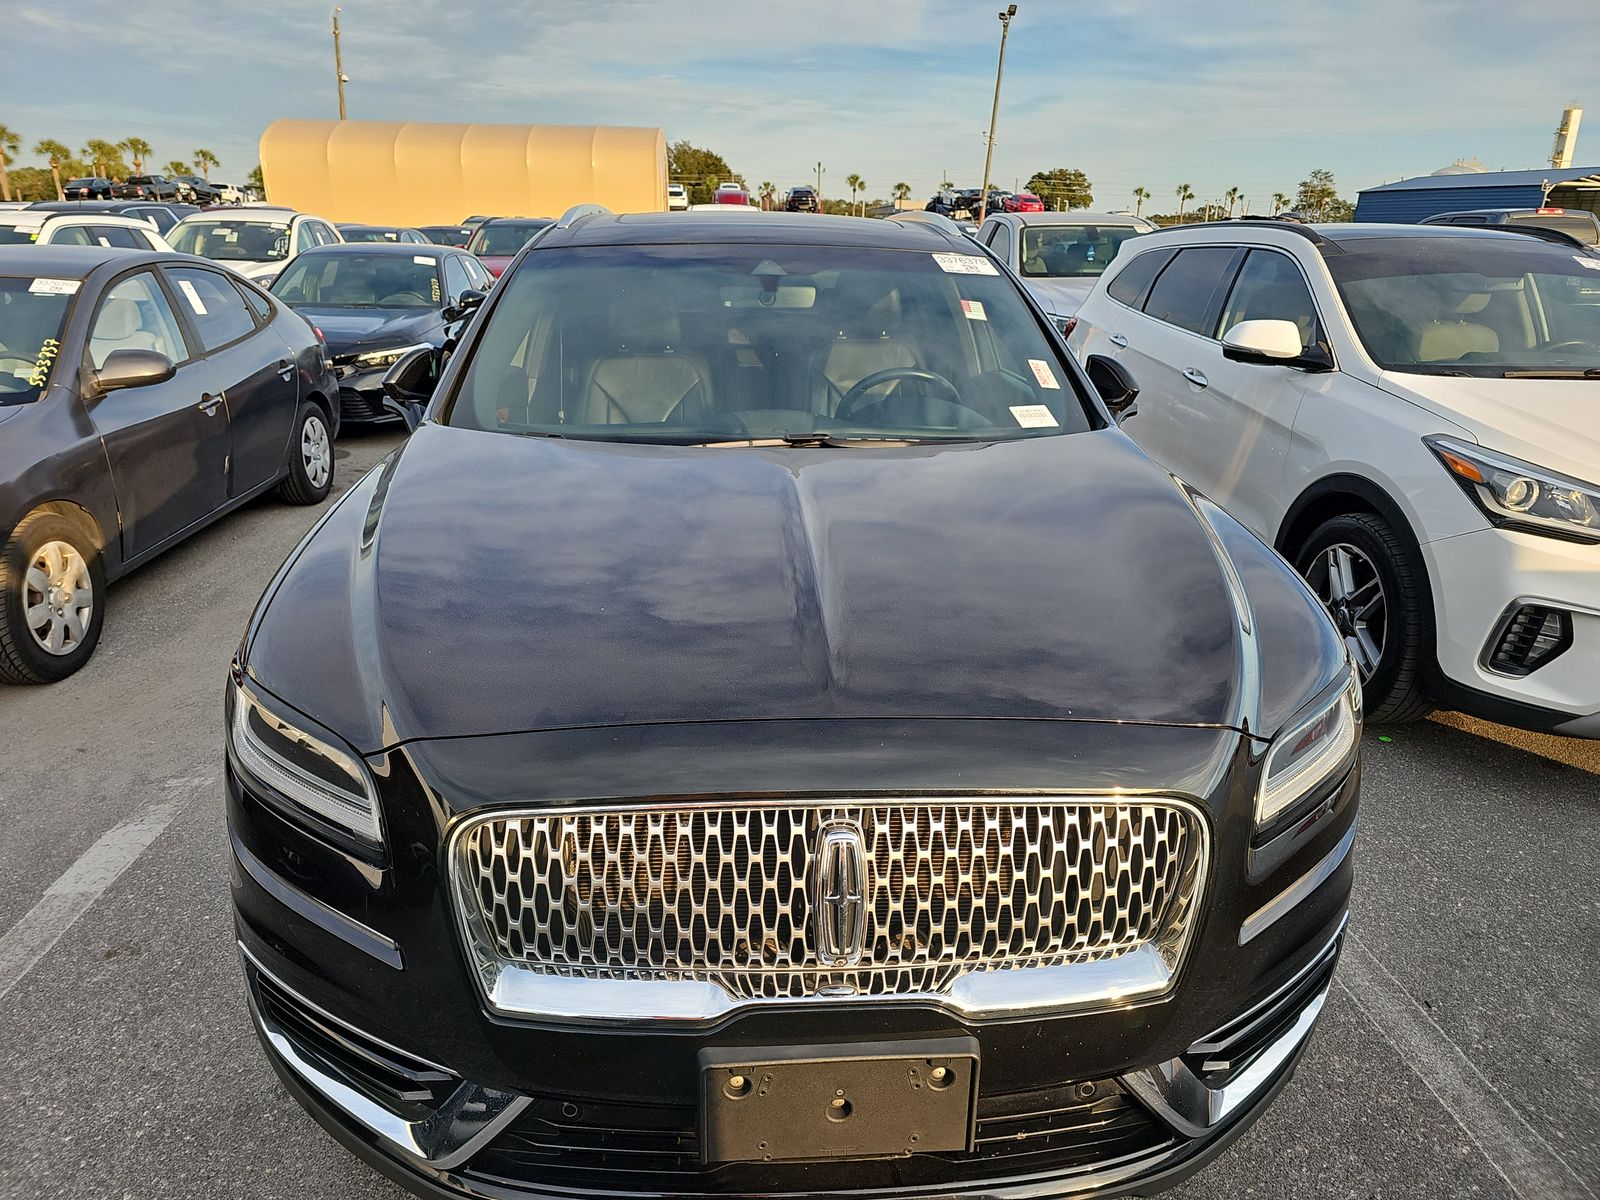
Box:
[228, 680, 383, 848]
[1427, 434, 1600, 544]
[1256, 670, 1361, 830]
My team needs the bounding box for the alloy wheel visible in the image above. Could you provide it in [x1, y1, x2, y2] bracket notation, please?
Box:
[1308, 543, 1386, 680]
[302, 415, 331, 490]
[23, 540, 94, 657]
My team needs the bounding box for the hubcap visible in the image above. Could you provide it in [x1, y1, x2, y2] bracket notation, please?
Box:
[302, 416, 331, 489]
[1308, 543, 1386, 681]
[22, 540, 93, 657]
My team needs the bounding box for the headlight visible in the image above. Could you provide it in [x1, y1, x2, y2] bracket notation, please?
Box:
[1427, 435, 1600, 543]
[228, 681, 382, 848]
[353, 342, 433, 370]
[1256, 673, 1361, 829]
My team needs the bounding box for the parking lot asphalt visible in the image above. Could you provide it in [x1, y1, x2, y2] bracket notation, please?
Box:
[0, 425, 1595, 1200]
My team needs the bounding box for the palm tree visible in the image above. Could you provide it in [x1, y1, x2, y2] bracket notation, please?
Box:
[1224, 186, 1240, 219]
[122, 137, 152, 175]
[34, 139, 71, 199]
[1271, 192, 1289, 216]
[1132, 186, 1149, 217]
[758, 181, 776, 210]
[82, 139, 124, 179]
[855, 179, 867, 217]
[893, 181, 912, 205]
[1175, 183, 1195, 224]
[845, 173, 862, 216]
[193, 148, 220, 180]
[0, 124, 18, 202]
[166, 160, 191, 178]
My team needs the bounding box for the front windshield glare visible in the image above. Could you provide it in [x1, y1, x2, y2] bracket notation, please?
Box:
[169, 221, 290, 262]
[445, 244, 1093, 442]
[469, 223, 552, 256]
[0, 279, 74, 405]
[1020, 225, 1146, 278]
[272, 255, 441, 308]
[1330, 238, 1600, 375]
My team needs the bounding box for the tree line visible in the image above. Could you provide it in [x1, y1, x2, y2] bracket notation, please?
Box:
[0, 125, 226, 201]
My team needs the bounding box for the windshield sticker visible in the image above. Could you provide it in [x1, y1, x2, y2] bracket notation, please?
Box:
[1028, 359, 1061, 389]
[177, 279, 209, 315]
[932, 252, 999, 276]
[28, 278, 80, 295]
[1575, 256, 1600, 270]
[960, 299, 988, 321]
[1010, 404, 1060, 429]
[414, 255, 433, 266]
[29, 338, 60, 388]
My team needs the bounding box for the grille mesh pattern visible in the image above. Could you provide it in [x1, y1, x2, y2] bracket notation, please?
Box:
[457, 801, 1201, 1001]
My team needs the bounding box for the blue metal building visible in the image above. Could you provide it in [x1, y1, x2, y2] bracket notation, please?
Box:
[1354, 166, 1600, 223]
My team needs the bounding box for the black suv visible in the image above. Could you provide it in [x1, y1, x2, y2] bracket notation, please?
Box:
[171, 174, 222, 204]
[112, 174, 178, 201]
[784, 185, 820, 212]
[1420, 206, 1600, 247]
[228, 208, 1358, 1200]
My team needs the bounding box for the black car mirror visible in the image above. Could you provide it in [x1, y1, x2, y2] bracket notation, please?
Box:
[1084, 354, 1139, 421]
[92, 348, 176, 396]
[381, 346, 439, 431]
[443, 288, 486, 323]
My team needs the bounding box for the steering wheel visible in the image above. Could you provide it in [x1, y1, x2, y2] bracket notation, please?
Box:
[381, 292, 428, 306]
[834, 367, 976, 422]
[1545, 339, 1600, 354]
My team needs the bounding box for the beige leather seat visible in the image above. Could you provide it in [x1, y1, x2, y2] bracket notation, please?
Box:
[571, 295, 712, 425]
[89, 298, 161, 369]
[815, 288, 918, 413]
[1417, 320, 1498, 362]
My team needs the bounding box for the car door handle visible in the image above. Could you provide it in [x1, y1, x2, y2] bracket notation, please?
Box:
[277, 359, 295, 382]
[1182, 368, 1208, 388]
[1108, 333, 1129, 348]
[198, 393, 223, 415]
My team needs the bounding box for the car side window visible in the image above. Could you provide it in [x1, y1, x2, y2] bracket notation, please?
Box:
[1141, 246, 1240, 335]
[88, 271, 189, 370]
[314, 222, 340, 245]
[233, 278, 274, 323]
[1216, 250, 1323, 348]
[164, 266, 257, 351]
[47, 225, 95, 247]
[294, 223, 320, 252]
[1106, 247, 1175, 307]
[462, 254, 493, 291]
[443, 256, 471, 304]
[90, 225, 142, 249]
[988, 223, 1014, 265]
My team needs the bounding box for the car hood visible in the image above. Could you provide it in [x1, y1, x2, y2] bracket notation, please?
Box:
[290, 307, 441, 356]
[248, 425, 1343, 751]
[1023, 277, 1098, 317]
[1377, 373, 1600, 482]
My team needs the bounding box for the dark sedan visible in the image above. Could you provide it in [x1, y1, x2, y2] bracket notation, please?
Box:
[336, 224, 432, 245]
[62, 177, 113, 200]
[228, 210, 1360, 1199]
[0, 246, 338, 683]
[418, 225, 476, 248]
[269, 243, 491, 426]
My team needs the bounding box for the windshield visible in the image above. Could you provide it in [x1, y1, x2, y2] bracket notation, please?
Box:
[444, 244, 1093, 442]
[0, 278, 75, 405]
[1328, 237, 1600, 376]
[342, 227, 405, 243]
[168, 220, 290, 262]
[469, 221, 552, 257]
[1505, 213, 1600, 245]
[271, 253, 442, 308]
[1020, 225, 1146, 278]
[0, 223, 40, 246]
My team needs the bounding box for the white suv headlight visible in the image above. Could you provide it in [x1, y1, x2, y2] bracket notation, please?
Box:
[1427, 435, 1600, 543]
[353, 342, 433, 370]
[228, 681, 383, 847]
[1257, 673, 1361, 829]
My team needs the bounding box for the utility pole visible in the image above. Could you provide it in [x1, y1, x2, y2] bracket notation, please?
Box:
[978, 5, 1017, 223]
[815, 161, 824, 206]
[332, 7, 348, 120]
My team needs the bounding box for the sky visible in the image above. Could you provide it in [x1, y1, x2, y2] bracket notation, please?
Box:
[9, 0, 1596, 209]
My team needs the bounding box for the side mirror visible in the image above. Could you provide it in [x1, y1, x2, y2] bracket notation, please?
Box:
[92, 348, 175, 397]
[1084, 354, 1139, 421]
[443, 288, 486, 324]
[1220, 319, 1326, 369]
[380, 345, 439, 432]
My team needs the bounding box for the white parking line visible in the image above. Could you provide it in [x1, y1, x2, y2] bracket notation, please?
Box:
[1337, 931, 1596, 1200]
[0, 774, 207, 1004]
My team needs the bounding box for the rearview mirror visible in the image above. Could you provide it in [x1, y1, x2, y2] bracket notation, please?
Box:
[381, 346, 439, 432]
[1084, 354, 1139, 421]
[92, 348, 175, 396]
[443, 288, 486, 323]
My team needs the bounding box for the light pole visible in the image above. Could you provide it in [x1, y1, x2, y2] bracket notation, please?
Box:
[977, 4, 1017, 223]
[332, 7, 348, 120]
[815, 161, 825, 207]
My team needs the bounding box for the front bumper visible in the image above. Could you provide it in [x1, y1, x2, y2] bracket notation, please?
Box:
[1424, 525, 1600, 735]
[331, 366, 404, 426]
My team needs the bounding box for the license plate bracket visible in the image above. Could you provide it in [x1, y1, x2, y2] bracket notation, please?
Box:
[699, 1037, 979, 1164]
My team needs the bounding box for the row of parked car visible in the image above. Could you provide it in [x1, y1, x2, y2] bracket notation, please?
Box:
[59, 173, 255, 205]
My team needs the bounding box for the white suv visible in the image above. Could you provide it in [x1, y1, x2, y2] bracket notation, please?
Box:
[0, 210, 172, 251]
[1069, 221, 1600, 736]
[165, 206, 343, 286]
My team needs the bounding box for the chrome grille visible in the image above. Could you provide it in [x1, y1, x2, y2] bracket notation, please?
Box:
[454, 800, 1204, 1003]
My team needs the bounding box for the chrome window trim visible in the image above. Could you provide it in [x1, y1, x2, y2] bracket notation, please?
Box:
[1238, 822, 1356, 946]
[445, 794, 1210, 1027]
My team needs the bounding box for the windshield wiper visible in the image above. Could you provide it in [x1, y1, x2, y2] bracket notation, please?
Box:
[1501, 367, 1600, 379]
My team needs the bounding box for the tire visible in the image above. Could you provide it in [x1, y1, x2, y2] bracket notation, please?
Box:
[0, 510, 107, 685]
[278, 403, 335, 506]
[1295, 512, 1434, 724]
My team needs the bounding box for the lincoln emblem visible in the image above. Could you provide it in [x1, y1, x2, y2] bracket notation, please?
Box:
[813, 821, 867, 966]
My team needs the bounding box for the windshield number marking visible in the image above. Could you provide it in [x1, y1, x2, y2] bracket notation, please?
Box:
[933, 253, 998, 276]
[29, 338, 61, 388]
[28, 278, 80, 296]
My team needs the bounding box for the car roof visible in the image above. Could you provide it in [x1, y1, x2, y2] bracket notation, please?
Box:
[176, 207, 296, 224]
[0, 211, 161, 231]
[996, 211, 1152, 227]
[538, 210, 973, 251]
[0, 244, 168, 278]
[297, 242, 451, 257]
[1141, 219, 1593, 254]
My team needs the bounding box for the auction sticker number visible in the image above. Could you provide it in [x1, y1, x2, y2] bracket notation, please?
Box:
[29, 338, 61, 388]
